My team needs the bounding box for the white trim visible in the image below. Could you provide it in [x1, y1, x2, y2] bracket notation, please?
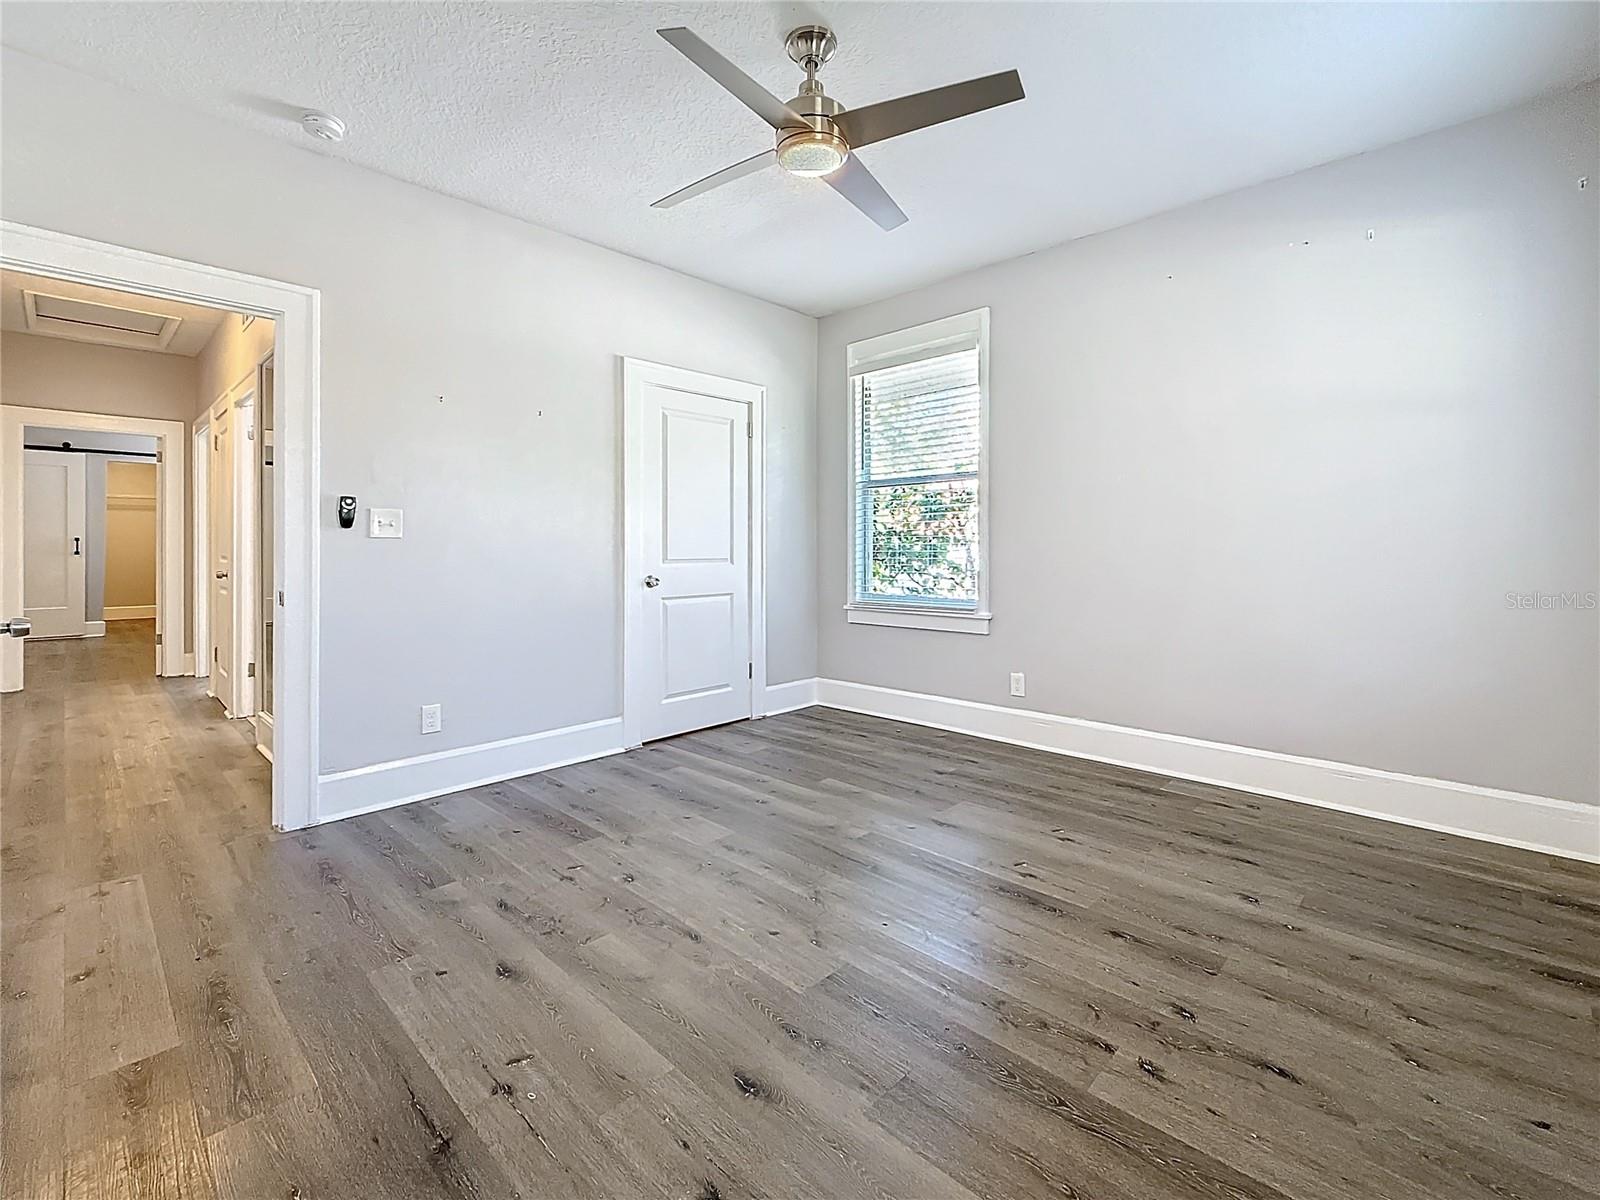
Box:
[844, 604, 992, 634]
[845, 307, 991, 629]
[22, 284, 183, 352]
[808, 679, 1600, 864]
[180, 651, 195, 675]
[191, 417, 210, 680]
[229, 369, 259, 721]
[847, 309, 986, 374]
[4, 405, 185, 677]
[2, 220, 320, 832]
[105, 604, 156, 621]
[317, 717, 626, 823]
[621, 357, 768, 747]
[761, 677, 819, 716]
[85, 620, 106, 638]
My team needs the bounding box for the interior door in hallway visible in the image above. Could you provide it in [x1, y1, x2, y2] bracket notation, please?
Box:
[209, 407, 236, 714]
[628, 364, 756, 743]
[22, 448, 87, 639]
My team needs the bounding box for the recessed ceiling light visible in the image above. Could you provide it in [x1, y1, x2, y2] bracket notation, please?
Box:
[300, 111, 346, 142]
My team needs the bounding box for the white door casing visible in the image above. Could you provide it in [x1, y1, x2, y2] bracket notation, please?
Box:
[210, 404, 236, 714]
[192, 418, 210, 682]
[623, 359, 766, 746]
[234, 389, 257, 720]
[1, 220, 319, 833]
[22, 449, 87, 638]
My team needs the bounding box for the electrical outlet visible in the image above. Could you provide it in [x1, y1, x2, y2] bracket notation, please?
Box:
[1009, 672, 1026, 698]
[420, 703, 443, 734]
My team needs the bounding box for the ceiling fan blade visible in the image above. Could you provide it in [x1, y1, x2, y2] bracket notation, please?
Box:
[658, 28, 802, 130]
[826, 156, 908, 230]
[652, 150, 777, 208]
[835, 70, 1025, 150]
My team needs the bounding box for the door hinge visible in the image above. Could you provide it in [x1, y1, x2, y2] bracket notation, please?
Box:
[747, 422, 753, 440]
[156, 450, 164, 464]
[155, 633, 163, 646]
[277, 590, 284, 607]
[748, 662, 753, 679]
[247, 662, 255, 678]
[213, 646, 218, 663]
[213, 434, 220, 450]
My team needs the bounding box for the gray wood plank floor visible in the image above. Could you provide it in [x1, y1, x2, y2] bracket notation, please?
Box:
[3, 621, 1597, 1199]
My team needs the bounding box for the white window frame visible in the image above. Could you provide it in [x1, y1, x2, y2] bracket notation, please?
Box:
[845, 307, 991, 634]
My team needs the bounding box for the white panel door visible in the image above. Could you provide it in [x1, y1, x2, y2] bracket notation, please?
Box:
[209, 407, 236, 713]
[23, 449, 87, 639]
[635, 380, 752, 742]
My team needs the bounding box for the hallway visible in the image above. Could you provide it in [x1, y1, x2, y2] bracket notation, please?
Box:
[1, 621, 271, 1196]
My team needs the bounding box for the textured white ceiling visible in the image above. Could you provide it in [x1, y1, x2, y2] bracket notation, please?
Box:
[2, 2, 1595, 315]
[1, 269, 225, 356]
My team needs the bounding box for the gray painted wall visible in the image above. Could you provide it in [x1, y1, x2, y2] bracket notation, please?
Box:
[817, 83, 1599, 805]
[3, 50, 818, 776]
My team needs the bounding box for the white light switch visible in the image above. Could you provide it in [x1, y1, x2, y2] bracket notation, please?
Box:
[369, 507, 403, 538]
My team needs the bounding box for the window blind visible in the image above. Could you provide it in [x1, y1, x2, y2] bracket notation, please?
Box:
[853, 346, 982, 608]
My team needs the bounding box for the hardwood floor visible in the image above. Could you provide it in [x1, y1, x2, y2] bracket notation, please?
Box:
[3, 621, 1597, 1199]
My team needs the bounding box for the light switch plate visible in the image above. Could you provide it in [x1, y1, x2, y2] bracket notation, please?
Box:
[369, 507, 403, 538]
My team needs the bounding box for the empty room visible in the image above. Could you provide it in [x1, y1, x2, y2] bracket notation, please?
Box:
[0, 3, 1595, 1199]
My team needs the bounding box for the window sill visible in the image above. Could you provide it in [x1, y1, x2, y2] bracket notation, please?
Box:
[844, 605, 991, 634]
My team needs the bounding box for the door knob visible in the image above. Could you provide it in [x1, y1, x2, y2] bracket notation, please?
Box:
[215, 571, 229, 580]
[643, 575, 661, 588]
[2, 617, 31, 638]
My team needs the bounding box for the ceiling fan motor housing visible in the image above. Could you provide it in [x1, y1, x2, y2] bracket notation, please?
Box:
[777, 28, 849, 176]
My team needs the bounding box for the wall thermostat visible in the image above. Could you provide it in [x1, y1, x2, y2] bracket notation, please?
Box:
[337, 496, 357, 529]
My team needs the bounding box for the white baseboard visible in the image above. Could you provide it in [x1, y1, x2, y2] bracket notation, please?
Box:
[84, 620, 106, 637]
[316, 716, 626, 823]
[105, 605, 156, 620]
[762, 677, 819, 716]
[811, 679, 1600, 864]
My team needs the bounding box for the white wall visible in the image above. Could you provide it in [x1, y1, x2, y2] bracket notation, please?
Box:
[1, 50, 818, 778]
[817, 83, 1599, 807]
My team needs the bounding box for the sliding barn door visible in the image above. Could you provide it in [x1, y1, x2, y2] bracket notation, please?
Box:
[22, 449, 87, 639]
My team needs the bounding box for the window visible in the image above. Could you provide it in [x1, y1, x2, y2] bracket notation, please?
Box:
[847, 309, 990, 633]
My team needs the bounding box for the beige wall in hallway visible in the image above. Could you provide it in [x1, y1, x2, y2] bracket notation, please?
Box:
[2, 330, 199, 650]
[103, 460, 157, 613]
[197, 314, 275, 417]
[1, 330, 196, 422]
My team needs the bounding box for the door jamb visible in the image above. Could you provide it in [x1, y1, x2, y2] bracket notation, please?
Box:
[619, 357, 767, 750]
[1, 220, 321, 832]
[192, 415, 210, 688]
[5, 406, 186, 675]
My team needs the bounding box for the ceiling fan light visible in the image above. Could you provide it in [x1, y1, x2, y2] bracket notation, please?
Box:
[777, 129, 848, 177]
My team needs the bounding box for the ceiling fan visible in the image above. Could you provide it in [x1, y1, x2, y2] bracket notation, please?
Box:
[653, 24, 1025, 230]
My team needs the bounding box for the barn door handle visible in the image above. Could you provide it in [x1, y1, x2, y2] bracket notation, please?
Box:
[72, 536, 81, 556]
